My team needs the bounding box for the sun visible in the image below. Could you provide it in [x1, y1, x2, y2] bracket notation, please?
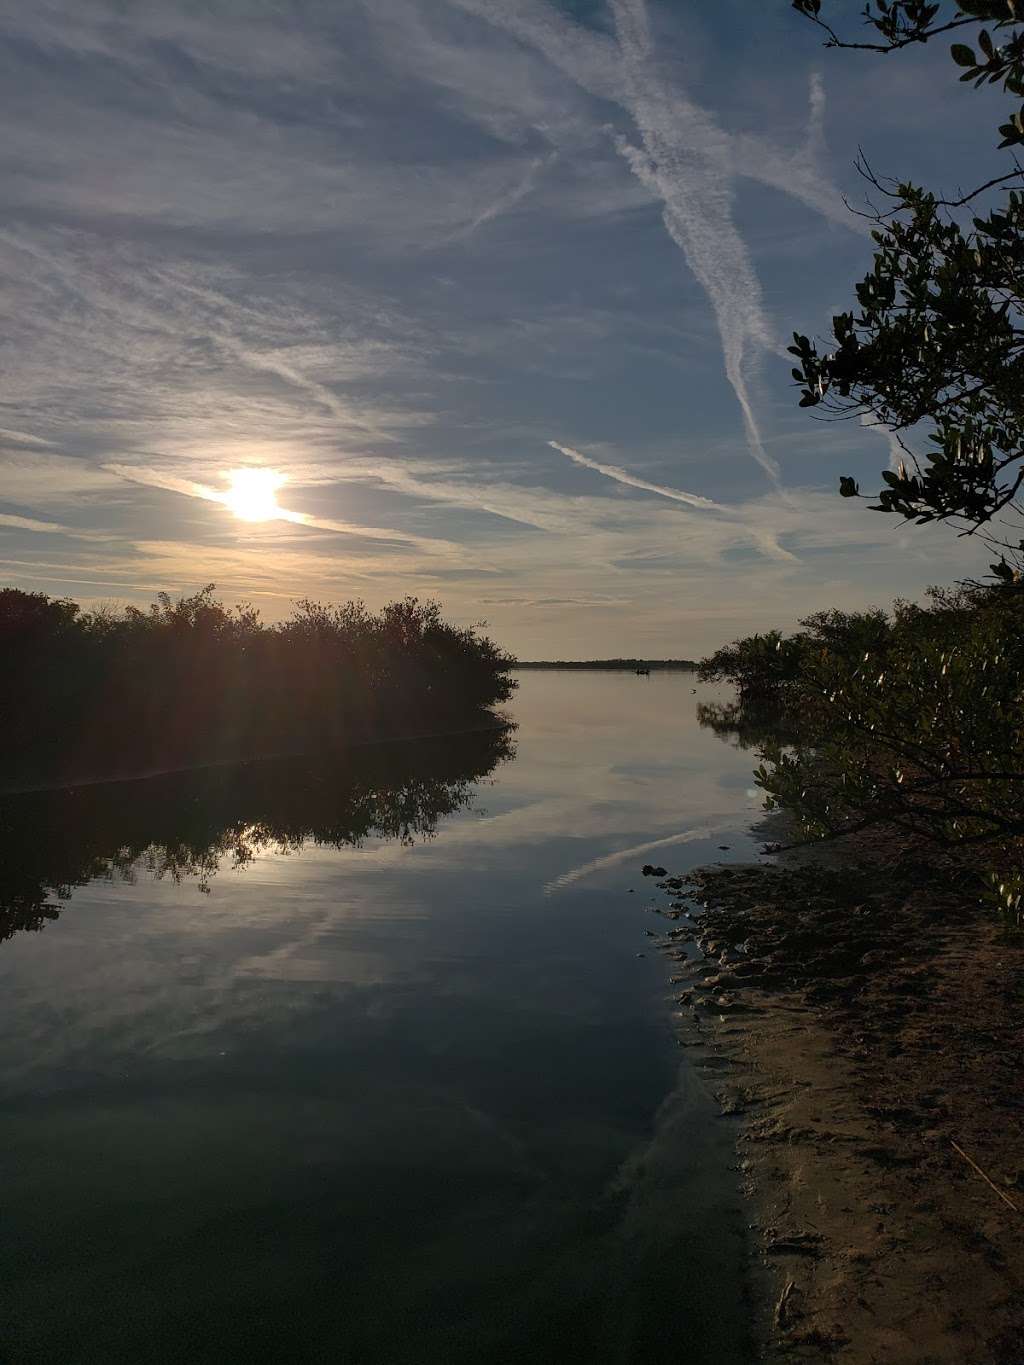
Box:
[222, 468, 285, 522]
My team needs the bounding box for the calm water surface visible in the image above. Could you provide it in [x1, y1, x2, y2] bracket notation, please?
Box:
[0, 672, 764, 1364]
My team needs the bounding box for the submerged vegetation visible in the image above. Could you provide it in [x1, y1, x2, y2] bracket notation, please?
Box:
[0, 586, 515, 784]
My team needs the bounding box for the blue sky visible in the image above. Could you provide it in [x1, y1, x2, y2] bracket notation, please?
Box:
[0, 0, 1004, 655]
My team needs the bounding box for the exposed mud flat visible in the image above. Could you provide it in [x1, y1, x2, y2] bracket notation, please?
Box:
[650, 828, 1024, 1364]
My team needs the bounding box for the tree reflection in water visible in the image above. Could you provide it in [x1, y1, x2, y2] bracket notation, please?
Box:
[696, 701, 800, 753]
[0, 726, 515, 945]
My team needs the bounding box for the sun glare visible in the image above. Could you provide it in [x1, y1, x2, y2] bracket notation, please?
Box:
[222, 468, 285, 523]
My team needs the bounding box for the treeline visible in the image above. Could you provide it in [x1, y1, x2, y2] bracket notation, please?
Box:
[516, 659, 697, 670]
[698, 583, 1024, 920]
[0, 727, 514, 946]
[0, 586, 515, 784]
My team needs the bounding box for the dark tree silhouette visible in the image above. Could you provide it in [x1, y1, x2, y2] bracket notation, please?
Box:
[0, 587, 516, 784]
[789, 2, 1024, 576]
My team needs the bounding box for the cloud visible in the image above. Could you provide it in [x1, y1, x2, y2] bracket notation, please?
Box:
[3, 1, 338, 79]
[0, 513, 71, 534]
[448, 0, 859, 489]
[0, 428, 55, 449]
[104, 464, 464, 557]
[0, 450, 125, 506]
[608, 0, 781, 485]
[446, 151, 559, 241]
[0, 0, 987, 657]
[859, 412, 906, 473]
[731, 74, 859, 236]
[549, 441, 720, 510]
[478, 593, 626, 607]
[545, 817, 743, 893]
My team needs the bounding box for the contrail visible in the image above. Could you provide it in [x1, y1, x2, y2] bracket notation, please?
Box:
[859, 412, 905, 473]
[549, 441, 798, 561]
[450, 151, 558, 241]
[807, 70, 826, 159]
[609, 0, 780, 484]
[549, 441, 721, 510]
[450, 0, 855, 489]
[0, 512, 69, 533]
[104, 464, 461, 555]
[0, 428, 54, 449]
[545, 817, 743, 894]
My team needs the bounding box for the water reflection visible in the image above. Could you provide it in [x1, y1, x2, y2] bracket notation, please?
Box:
[697, 699, 799, 752]
[0, 676, 759, 1364]
[0, 725, 515, 945]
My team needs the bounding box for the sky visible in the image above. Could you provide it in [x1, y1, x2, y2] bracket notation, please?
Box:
[0, 0, 1006, 657]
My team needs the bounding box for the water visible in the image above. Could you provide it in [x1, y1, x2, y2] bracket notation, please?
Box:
[0, 672, 765, 1364]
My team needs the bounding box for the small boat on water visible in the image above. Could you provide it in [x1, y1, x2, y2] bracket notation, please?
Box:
[635, 667, 650, 676]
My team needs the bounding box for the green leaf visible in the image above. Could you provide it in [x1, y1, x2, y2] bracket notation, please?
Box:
[951, 43, 977, 67]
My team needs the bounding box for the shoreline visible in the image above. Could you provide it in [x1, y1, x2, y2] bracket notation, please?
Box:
[0, 713, 514, 798]
[652, 819, 1024, 1363]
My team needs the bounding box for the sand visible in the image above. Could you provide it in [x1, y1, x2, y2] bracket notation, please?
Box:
[651, 829, 1024, 1363]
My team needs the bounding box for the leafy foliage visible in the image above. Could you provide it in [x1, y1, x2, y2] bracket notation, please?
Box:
[788, 186, 1024, 550]
[792, 1, 1024, 130]
[698, 611, 891, 706]
[719, 586, 1024, 917]
[697, 630, 806, 705]
[0, 586, 516, 782]
[789, 1, 1024, 570]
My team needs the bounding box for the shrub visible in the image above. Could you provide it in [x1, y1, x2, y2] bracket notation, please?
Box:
[0, 586, 516, 782]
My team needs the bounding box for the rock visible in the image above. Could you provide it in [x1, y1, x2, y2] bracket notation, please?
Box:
[713, 995, 750, 1013]
[765, 1231, 823, 1258]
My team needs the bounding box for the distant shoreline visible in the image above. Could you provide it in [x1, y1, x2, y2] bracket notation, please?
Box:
[514, 659, 697, 671]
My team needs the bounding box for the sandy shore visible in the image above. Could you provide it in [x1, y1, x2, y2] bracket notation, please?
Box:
[650, 826, 1024, 1364]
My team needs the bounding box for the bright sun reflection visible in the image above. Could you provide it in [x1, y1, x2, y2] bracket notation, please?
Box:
[222, 468, 286, 522]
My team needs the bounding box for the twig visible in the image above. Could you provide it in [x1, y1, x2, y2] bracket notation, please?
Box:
[802, 12, 975, 53]
[951, 1139, 1021, 1213]
[775, 1278, 798, 1332]
[934, 167, 1024, 209]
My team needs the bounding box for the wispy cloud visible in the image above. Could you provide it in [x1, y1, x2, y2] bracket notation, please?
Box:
[105, 464, 464, 557]
[0, 428, 55, 449]
[0, 450, 125, 506]
[0, 0, 987, 654]
[446, 150, 559, 242]
[549, 441, 720, 510]
[545, 817, 742, 894]
[608, 0, 779, 484]
[859, 412, 906, 473]
[450, 0, 857, 488]
[0, 513, 71, 534]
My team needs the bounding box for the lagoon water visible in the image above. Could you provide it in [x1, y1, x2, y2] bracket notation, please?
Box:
[0, 672, 765, 1364]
